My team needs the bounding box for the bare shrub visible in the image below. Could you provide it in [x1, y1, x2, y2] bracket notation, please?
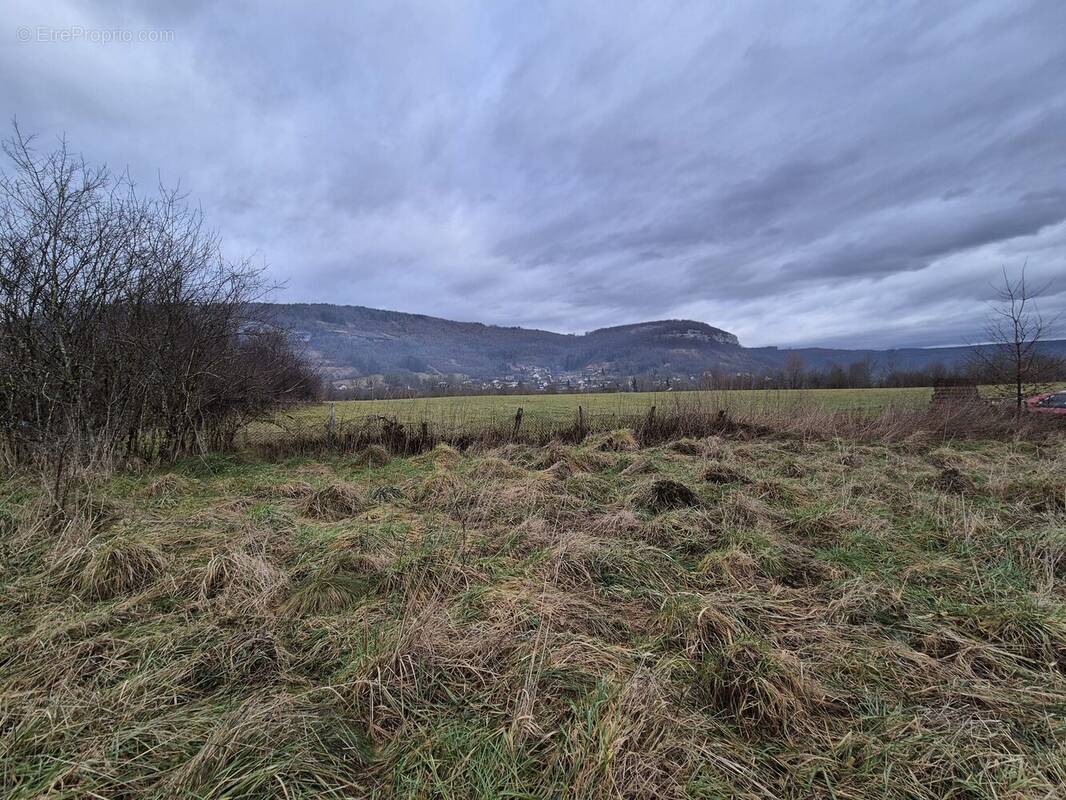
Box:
[969, 266, 1062, 408]
[0, 124, 317, 480]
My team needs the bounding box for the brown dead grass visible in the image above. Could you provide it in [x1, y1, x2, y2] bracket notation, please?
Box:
[468, 455, 529, 480]
[694, 639, 835, 737]
[5, 419, 1066, 800]
[143, 473, 196, 498]
[351, 444, 392, 468]
[587, 428, 640, 452]
[300, 482, 373, 519]
[199, 540, 289, 614]
[59, 534, 168, 599]
[630, 478, 701, 514]
[261, 479, 316, 498]
[700, 461, 749, 485]
[525, 443, 615, 473]
[412, 442, 461, 469]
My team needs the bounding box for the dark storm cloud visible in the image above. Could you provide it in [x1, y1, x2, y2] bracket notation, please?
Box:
[3, 0, 1065, 347]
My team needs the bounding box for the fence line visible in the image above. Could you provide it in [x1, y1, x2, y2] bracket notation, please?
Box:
[236, 393, 1054, 459]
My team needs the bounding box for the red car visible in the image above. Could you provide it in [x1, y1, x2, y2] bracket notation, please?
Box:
[1026, 391, 1066, 416]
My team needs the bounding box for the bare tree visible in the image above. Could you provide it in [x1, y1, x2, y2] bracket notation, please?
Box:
[784, 352, 806, 389]
[971, 266, 1060, 409]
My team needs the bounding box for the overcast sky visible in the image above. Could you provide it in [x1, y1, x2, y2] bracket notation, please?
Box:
[4, 1, 1065, 348]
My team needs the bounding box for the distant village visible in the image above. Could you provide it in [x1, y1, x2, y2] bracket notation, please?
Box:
[324, 360, 733, 400]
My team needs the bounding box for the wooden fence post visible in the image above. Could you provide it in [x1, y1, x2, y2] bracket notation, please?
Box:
[511, 407, 524, 441]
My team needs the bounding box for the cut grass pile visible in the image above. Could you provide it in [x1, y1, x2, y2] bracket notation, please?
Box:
[1, 427, 1065, 798]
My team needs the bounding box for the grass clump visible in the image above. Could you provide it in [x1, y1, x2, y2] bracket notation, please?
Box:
[587, 428, 639, 452]
[300, 482, 372, 519]
[992, 472, 1066, 512]
[266, 479, 316, 498]
[927, 465, 977, 494]
[630, 478, 701, 513]
[525, 443, 614, 473]
[413, 442, 461, 469]
[700, 461, 749, 485]
[351, 444, 391, 468]
[199, 543, 289, 613]
[61, 534, 167, 599]
[693, 639, 831, 736]
[283, 571, 368, 615]
[143, 472, 196, 498]
[468, 455, 528, 480]
[166, 694, 374, 796]
[668, 437, 707, 456]
[697, 547, 759, 585]
[620, 456, 657, 476]
[541, 459, 574, 481]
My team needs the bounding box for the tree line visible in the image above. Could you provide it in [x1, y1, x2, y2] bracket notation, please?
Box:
[698, 354, 1063, 393]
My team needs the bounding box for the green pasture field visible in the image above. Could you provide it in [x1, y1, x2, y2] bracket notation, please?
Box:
[278, 387, 935, 430]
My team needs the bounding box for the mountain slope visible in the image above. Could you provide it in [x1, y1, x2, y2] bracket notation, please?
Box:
[260, 302, 1066, 383]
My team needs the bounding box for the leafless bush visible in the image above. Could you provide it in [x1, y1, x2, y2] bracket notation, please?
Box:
[0, 123, 317, 484]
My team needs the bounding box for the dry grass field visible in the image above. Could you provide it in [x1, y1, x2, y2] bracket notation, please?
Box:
[2, 414, 1065, 797]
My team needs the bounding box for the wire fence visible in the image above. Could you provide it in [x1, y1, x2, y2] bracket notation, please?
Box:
[241, 387, 935, 442]
[230, 387, 1057, 459]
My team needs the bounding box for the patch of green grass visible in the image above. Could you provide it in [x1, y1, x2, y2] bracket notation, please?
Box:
[243, 386, 1025, 448]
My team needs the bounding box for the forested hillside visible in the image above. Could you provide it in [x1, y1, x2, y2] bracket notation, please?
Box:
[261, 303, 1066, 386]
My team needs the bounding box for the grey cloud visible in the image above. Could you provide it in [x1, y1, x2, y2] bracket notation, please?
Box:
[2, 0, 1065, 347]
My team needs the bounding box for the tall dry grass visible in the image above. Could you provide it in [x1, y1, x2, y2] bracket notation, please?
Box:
[245, 398, 1062, 460]
[1, 403, 1063, 798]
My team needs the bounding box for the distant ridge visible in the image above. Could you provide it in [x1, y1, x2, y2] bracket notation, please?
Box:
[259, 302, 1066, 385]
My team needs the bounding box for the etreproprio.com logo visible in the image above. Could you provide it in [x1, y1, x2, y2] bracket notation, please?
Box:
[17, 26, 174, 44]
